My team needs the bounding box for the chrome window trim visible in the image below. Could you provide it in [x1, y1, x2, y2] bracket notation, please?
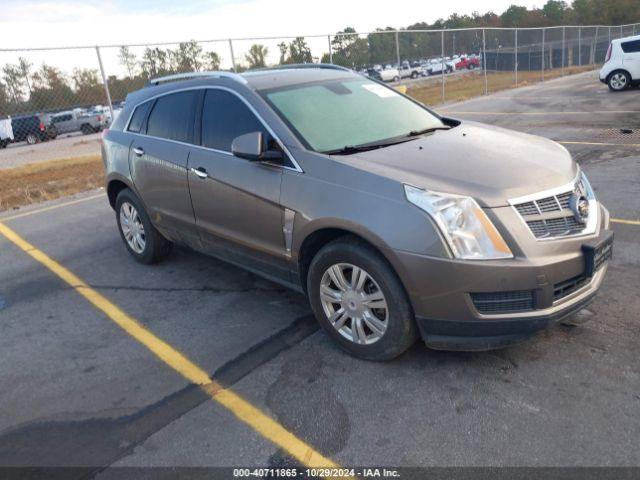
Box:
[123, 85, 303, 173]
[508, 169, 598, 241]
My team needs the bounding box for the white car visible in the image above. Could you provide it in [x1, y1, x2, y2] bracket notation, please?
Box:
[599, 34, 640, 91]
[378, 67, 400, 82]
[423, 58, 456, 76]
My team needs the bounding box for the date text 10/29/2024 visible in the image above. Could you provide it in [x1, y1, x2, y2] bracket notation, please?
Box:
[233, 468, 401, 478]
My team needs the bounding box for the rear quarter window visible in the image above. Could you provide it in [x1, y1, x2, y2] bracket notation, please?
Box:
[126, 101, 152, 133]
[621, 40, 640, 53]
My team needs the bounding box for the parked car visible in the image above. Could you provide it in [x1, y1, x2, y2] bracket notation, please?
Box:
[398, 61, 422, 79]
[103, 67, 612, 361]
[599, 34, 640, 91]
[365, 68, 382, 81]
[378, 66, 400, 82]
[423, 58, 456, 75]
[50, 109, 108, 135]
[0, 117, 13, 148]
[10, 114, 54, 145]
[455, 55, 480, 70]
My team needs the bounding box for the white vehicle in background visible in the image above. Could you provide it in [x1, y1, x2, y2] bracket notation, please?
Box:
[378, 66, 400, 82]
[599, 34, 640, 91]
[423, 58, 456, 75]
[0, 116, 14, 149]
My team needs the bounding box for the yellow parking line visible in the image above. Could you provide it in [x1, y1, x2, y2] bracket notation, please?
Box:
[442, 110, 640, 115]
[0, 221, 340, 471]
[611, 218, 640, 226]
[1, 193, 105, 222]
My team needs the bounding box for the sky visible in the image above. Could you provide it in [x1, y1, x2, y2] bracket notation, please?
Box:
[0, 0, 542, 76]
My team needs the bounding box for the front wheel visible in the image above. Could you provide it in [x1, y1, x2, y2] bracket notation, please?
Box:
[115, 189, 173, 264]
[307, 237, 418, 361]
[26, 133, 37, 145]
[393, 76, 400, 82]
[608, 71, 630, 91]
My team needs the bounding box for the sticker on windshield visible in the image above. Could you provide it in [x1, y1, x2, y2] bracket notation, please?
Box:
[362, 84, 397, 98]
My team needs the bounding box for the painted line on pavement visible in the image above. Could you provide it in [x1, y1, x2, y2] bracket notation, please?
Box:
[441, 110, 640, 115]
[0, 221, 341, 472]
[1, 193, 105, 222]
[611, 218, 640, 226]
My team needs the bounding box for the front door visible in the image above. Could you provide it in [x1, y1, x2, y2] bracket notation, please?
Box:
[188, 88, 289, 282]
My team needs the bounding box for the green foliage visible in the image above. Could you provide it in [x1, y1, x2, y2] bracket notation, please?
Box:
[245, 44, 269, 68]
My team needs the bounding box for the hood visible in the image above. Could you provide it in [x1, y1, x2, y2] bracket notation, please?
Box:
[337, 121, 577, 207]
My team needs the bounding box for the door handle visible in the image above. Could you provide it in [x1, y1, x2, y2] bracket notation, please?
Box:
[191, 167, 208, 179]
[133, 147, 144, 156]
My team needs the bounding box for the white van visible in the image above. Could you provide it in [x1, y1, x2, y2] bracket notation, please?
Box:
[599, 34, 640, 91]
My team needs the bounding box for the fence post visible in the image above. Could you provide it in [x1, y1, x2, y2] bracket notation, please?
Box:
[592, 26, 598, 64]
[482, 28, 488, 95]
[541, 27, 545, 81]
[578, 27, 582, 66]
[561, 26, 565, 75]
[95, 46, 114, 120]
[228, 39, 236, 72]
[441, 30, 445, 103]
[395, 31, 401, 67]
[608, 26, 611, 44]
[328, 35, 333, 64]
[514, 28, 518, 87]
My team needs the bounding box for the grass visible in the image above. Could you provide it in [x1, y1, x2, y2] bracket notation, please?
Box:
[0, 66, 598, 211]
[0, 154, 103, 212]
[407, 65, 596, 106]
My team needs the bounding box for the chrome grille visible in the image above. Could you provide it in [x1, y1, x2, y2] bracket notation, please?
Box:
[512, 178, 591, 239]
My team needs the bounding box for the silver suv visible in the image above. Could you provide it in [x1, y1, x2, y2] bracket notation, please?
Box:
[102, 66, 613, 360]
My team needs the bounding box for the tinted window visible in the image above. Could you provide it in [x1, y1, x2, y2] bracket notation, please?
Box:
[127, 101, 152, 133]
[146, 91, 198, 142]
[621, 40, 640, 53]
[201, 89, 268, 151]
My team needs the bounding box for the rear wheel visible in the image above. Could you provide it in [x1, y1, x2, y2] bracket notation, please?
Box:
[608, 71, 630, 91]
[81, 124, 93, 135]
[0, 139, 7, 149]
[307, 237, 418, 361]
[393, 75, 400, 82]
[115, 189, 173, 264]
[26, 133, 37, 145]
[411, 71, 418, 79]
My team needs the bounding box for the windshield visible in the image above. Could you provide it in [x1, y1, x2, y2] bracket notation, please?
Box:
[261, 77, 444, 153]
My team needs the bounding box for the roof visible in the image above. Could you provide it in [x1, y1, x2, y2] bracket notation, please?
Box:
[242, 66, 357, 90]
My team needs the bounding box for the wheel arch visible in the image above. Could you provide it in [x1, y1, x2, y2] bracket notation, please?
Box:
[295, 221, 411, 298]
[607, 68, 631, 83]
[107, 175, 136, 210]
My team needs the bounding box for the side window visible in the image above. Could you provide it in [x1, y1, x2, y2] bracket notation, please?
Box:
[621, 40, 640, 53]
[127, 101, 152, 133]
[201, 89, 270, 151]
[146, 91, 198, 143]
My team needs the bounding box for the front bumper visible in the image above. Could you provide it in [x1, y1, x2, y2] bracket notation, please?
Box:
[394, 206, 612, 351]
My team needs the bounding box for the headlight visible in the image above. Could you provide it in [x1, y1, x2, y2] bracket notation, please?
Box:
[404, 185, 513, 260]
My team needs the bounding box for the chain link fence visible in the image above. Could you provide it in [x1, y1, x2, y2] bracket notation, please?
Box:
[1, 23, 638, 149]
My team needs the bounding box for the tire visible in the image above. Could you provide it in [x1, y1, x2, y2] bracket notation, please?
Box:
[307, 237, 418, 361]
[393, 76, 400, 82]
[608, 70, 631, 91]
[26, 133, 37, 145]
[115, 189, 173, 265]
[47, 126, 58, 140]
[0, 139, 7, 149]
[468, 64, 476, 70]
[81, 124, 93, 135]
[411, 71, 418, 79]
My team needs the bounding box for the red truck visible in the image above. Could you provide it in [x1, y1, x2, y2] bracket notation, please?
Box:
[455, 56, 480, 70]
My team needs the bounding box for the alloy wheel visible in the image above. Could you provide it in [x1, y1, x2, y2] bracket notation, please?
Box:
[119, 201, 146, 254]
[610, 73, 627, 90]
[319, 263, 388, 345]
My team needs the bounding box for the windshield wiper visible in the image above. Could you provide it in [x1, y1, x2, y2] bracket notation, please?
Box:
[323, 136, 418, 156]
[407, 126, 451, 137]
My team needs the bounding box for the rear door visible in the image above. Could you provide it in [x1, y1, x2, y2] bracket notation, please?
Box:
[128, 90, 201, 247]
[188, 88, 290, 282]
[621, 39, 640, 79]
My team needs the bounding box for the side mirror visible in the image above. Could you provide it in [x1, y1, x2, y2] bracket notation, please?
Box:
[231, 131, 284, 163]
[231, 131, 264, 161]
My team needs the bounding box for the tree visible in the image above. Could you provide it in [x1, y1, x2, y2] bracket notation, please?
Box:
[288, 37, 313, 64]
[278, 42, 288, 64]
[140, 47, 172, 78]
[172, 40, 204, 72]
[18, 57, 33, 96]
[203, 51, 221, 70]
[118, 46, 137, 78]
[500, 5, 529, 27]
[245, 44, 268, 68]
[2, 64, 25, 104]
[542, 0, 568, 24]
[72, 68, 104, 105]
